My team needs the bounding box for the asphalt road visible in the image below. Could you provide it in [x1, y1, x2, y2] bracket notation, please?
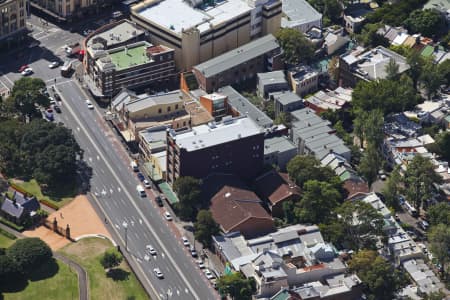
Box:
[0, 15, 217, 300]
[53, 80, 217, 300]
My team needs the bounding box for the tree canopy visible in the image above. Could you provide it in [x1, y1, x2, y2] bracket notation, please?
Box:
[216, 272, 256, 300]
[7, 77, 49, 120]
[194, 210, 220, 248]
[352, 78, 419, 115]
[427, 202, 450, 227]
[6, 238, 52, 274]
[403, 155, 442, 210]
[100, 249, 123, 269]
[358, 144, 381, 188]
[404, 9, 447, 38]
[357, 23, 389, 48]
[287, 155, 340, 189]
[420, 59, 444, 100]
[432, 131, 450, 162]
[307, 0, 342, 26]
[366, 0, 428, 26]
[275, 28, 315, 65]
[349, 250, 404, 300]
[428, 224, 450, 276]
[173, 176, 202, 221]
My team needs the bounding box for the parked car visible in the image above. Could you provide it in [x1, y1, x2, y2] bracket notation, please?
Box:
[196, 259, 205, 269]
[137, 172, 145, 182]
[54, 93, 61, 101]
[204, 269, 214, 280]
[164, 211, 172, 221]
[143, 179, 151, 189]
[182, 236, 190, 247]
[48, 61, 59, 68]
[53, 105, 61, 113]
[155, 195, 164, 207]
[153, 268, 164, 279]
[190, 246, 197, 257]
[18, 65, 29, 72]
[21, 67, 33, 76]
[85, 99, 94, 109]
[418, 220, 429, 231]
[44, 108, 54, 121]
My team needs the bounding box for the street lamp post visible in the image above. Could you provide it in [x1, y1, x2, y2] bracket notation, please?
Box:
[122, 221, 128, 251]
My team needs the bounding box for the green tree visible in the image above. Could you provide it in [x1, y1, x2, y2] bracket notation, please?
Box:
[403, 155, 442, 210]
[420, 59, 444, 100]
[349, 250, 404, 300]
[385, 58, 399, 80]
[335, 201, 385, 250]
[282, 200, 296, 224]
[9, 77, 49, 119]
[295, 180, 341, 224]
[358, 144, 381, 188]
[438, 59, 450, 85]
[216, 272, 256, 300]
[275, 28, 315, 64]
[404, 9, 446, 37]
[433, 131, 450, 161]
[427, 203, 450, 227]
[6, 238, 52, 274]
[357, 23, 389, 47]
[353, 111, 366, 148]
[328, 56, 339, 82]
[382, 166, 402, 210]
[0, 254, 20, 283]
[173, 176, 202, 221]
[352, 79, 418, 115]
[406, 50, 425, 89]
[358, 109, 384, 148]
[194, 210, 220, 248]
[100, 249, 123, 269]
[287, 155, 340, 189]
[0, 119, 25, 177]
[274, 112, 291, 127]
[428, 224, 450, 276]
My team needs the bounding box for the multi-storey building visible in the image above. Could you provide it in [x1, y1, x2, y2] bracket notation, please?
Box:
[0, 0, 27, 46]
[166, 116, 264, 185]
[84, 22, 176, 98]
[192, 34, 283, 93]
[30, 0, 112, 21]
[130, 0, 282, 71]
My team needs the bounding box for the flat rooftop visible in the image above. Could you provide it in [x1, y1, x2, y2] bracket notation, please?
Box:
[108, 44, 152, 71]
[170, 116, 262, 152]
[87, 20, 144, 49]
[281, 0, 322, 28]
[136, 0, 252, 35]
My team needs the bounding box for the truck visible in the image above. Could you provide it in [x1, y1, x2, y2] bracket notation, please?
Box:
[136, 185, 146, 197]
[61, 61, 73, 77]
[65, 42, 81, 57]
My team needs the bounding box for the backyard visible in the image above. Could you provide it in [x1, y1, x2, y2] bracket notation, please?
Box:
[60, 237, 149, 300]
[0, 231, 15, 248]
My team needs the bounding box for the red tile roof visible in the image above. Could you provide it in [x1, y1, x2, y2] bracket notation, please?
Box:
[343, 177, 369, 200]
[253, 170, 301, 206]
[210, 185, 272, 233]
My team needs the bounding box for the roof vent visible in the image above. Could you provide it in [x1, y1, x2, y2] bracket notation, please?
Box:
[225, 192, 231, 198]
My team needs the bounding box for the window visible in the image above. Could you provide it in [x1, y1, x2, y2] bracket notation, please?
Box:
[175, 104, 179, 109]
[158, 108, 162, 114]
[167, 106, 171, 112]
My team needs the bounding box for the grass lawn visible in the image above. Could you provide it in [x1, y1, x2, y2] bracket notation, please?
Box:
[11, 179, 74, 209]
[60, 237, 149, 300]
[0, 233, 15, 248]
[1, 259, 78, 300]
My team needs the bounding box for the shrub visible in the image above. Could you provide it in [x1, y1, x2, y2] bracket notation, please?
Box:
[0, 227, 17, 240]
[0, 217, 24, 232]
[100, 249, 123, 269]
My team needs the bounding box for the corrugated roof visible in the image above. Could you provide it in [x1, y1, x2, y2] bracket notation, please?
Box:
[193, 34, 279, 78]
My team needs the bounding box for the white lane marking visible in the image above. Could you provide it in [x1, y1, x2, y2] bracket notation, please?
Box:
[61, 85, 201, 300]
[139, 219, 142, 225]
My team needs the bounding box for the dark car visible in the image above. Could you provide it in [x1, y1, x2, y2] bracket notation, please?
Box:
[53, 105, 61, 113]
[54, 93, 61, 101]
[137, 172, 145, 182]
[155, 196, 164, 207]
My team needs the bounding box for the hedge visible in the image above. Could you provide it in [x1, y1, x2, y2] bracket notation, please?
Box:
[0, 217, 24, 232]
[39, 199, 59, 210]
[0, 227, 17, 240]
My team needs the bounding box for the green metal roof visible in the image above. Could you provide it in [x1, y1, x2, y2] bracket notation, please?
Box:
[158, 182, 179, 204]
[444, 115, 450, 122]
[271, 290, 289, 300]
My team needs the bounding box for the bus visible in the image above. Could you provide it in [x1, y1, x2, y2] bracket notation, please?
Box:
[404, 201, 418, 217]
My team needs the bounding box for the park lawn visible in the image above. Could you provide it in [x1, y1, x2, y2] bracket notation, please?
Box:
[11, 179, 73, 209]
[2, 259, 78, 300]
[0, 233, 15, 248]
[60, 237, 149, 300]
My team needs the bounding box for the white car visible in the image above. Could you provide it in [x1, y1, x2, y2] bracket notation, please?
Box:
[48, 61, 59, 68]
[204, 269, 214, 280]
[196, 259, 205, 269]
[86, 99, 94, 109]
[143, 179, 151, 189]
[49, 97, 56, 105]
[146, 245, 157, 256]
[164, 211, 172, 221]
[190, 247, 198, 257]
[182, 236, 190, 247]
[21, 67, 33, 76]
[153, 268, 164, 279]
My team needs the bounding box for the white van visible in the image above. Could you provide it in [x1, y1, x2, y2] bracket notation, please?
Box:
[131, 160, 139, 172]
[136, 184, 146, 197]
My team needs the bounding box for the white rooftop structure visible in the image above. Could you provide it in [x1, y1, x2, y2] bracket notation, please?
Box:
[136, 0, 253, 34]
[169, 116, 262, 151]
[86, 20, 145, 50]
[281, 0, 322, 33]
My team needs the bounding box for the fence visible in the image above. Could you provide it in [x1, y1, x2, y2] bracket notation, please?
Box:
[42, 218, 75, 242]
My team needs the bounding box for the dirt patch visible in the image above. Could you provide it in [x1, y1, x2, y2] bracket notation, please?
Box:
[62, 237, 111, 258]
[24, 195, 112, 250]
